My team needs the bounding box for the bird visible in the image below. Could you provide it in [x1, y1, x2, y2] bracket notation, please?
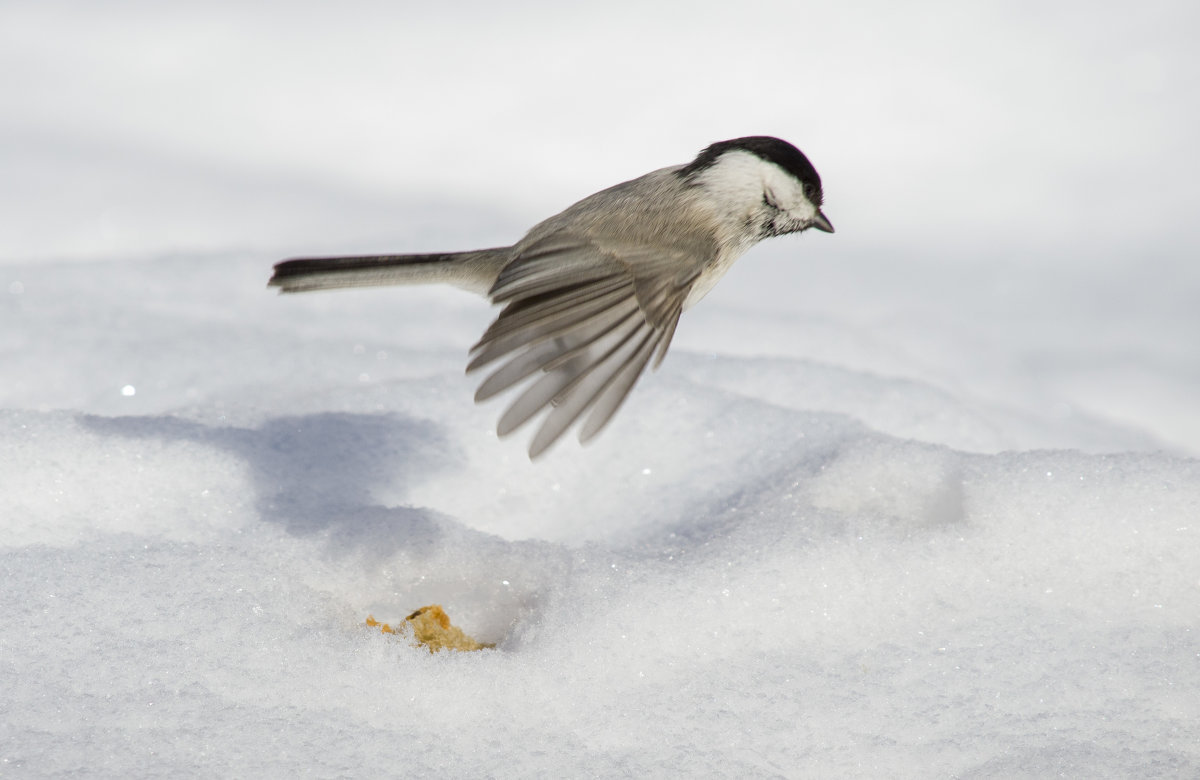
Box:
[270, 136, 833, 458]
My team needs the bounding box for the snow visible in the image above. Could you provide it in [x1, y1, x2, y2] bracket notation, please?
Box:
[3, 1, 1199, 776]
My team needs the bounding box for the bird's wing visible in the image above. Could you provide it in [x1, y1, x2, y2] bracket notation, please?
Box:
[467, 234, 703, 457]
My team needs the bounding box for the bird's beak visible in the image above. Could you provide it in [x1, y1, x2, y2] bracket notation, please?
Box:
[811, 211, 835, 233]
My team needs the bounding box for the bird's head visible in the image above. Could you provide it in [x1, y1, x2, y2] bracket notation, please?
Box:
[679, 136, 834, 244]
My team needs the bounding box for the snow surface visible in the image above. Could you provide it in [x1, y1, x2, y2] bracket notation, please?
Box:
[3, 1, 1199, 777]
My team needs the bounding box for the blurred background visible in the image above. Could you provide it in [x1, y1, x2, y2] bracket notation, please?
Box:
[2, 0, 1198, 450]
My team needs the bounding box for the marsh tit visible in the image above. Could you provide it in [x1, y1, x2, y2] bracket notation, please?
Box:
[270, 136, 833, 457]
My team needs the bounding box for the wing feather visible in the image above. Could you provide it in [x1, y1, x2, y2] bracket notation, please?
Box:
[474, 276, 629, 344]
[581, 307, 682, 442]
[475, 298, 640, 402]
[497, 312, 644, 437]
[528, 326, 659, 458]
[466, 279, 632, 373]
[471, 235, 699, 456]
[490, 241, 624, 302]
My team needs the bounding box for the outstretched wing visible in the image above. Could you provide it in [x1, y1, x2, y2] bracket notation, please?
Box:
[467, 234, 701, 458]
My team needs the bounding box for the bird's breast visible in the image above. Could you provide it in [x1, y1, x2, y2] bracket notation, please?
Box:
[682, 250, 742, 310]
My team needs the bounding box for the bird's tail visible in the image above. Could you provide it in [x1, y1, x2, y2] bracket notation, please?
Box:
[269, 248, 511, 296]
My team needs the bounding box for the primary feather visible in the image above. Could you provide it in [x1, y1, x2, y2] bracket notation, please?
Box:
[467, 237, 691, 457]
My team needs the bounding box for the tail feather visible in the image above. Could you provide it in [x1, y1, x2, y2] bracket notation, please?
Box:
[269, 248, 510, 296]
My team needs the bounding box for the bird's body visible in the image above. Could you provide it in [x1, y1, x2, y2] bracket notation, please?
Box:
[271, 136, 832, 457]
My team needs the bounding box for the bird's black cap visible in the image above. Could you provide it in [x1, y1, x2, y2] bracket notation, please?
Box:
[679, 136, 824, 204]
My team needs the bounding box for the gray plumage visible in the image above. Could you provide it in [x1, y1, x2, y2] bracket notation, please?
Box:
[270, 136, 833, 458]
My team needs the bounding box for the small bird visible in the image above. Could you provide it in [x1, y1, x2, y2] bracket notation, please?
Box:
[270, 136, 833, 457]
